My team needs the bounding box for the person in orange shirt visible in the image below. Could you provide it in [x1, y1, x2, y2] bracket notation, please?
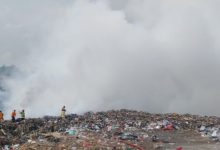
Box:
[11, 110, 16, 122]
[0, 110, 4, 121]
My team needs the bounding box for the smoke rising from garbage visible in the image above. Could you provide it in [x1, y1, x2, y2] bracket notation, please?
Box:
[1, 0, 220, 117]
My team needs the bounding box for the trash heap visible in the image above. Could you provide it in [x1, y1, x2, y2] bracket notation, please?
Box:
[1, 109, 220, 149]
[199, 124, 220, 141]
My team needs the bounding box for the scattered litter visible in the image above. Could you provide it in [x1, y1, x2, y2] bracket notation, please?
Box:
[1, 109, 220, 149]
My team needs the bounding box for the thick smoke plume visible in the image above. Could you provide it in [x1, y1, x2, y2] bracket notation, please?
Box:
[1, 0, 220, 118]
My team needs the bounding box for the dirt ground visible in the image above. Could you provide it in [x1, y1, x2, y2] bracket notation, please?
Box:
[149, 130, 220, 150]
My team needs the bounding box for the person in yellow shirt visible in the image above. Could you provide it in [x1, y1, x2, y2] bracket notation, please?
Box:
[20, 109, 25, 120]
[61, 106, 66, 119]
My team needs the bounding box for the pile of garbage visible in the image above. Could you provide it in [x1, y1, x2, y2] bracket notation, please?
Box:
[1, 109, 220, 149]
[199, 124, 220, 141]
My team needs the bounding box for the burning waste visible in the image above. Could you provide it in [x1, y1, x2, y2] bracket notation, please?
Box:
[0, 109, 220, 149]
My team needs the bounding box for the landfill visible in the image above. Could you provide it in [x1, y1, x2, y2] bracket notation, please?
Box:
[1, 109, 220, 149]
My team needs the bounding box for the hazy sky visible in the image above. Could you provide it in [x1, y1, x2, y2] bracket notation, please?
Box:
[1, 0, 220, 117]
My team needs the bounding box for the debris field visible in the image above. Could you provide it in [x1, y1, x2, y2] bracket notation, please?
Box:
[1, 109, 220, 150]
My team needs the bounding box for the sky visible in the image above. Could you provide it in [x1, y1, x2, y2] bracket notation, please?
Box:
[0, 0, 220, 118]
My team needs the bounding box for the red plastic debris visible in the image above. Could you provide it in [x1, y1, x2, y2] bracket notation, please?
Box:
[176, 146, 183, 150]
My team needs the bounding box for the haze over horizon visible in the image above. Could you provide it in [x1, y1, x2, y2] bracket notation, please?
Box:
[1, 0, 220, 118]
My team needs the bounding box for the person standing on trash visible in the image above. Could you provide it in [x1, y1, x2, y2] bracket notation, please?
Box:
[20, 109, 25, 120]
[0, 110, 4, 121]
[11, 110, 16, 122]
[61, 106, 66, 119]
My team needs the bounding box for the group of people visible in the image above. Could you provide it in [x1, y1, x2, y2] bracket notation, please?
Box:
[0, 106, 66, 122]
[11, 109, 25, 122]
[0, 109, 25, 122]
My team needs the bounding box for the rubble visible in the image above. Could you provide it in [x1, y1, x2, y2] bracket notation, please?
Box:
[0, 109, 220, 149]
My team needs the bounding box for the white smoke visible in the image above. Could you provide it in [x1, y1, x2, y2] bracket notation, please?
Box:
[1, 0, 220, 118]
